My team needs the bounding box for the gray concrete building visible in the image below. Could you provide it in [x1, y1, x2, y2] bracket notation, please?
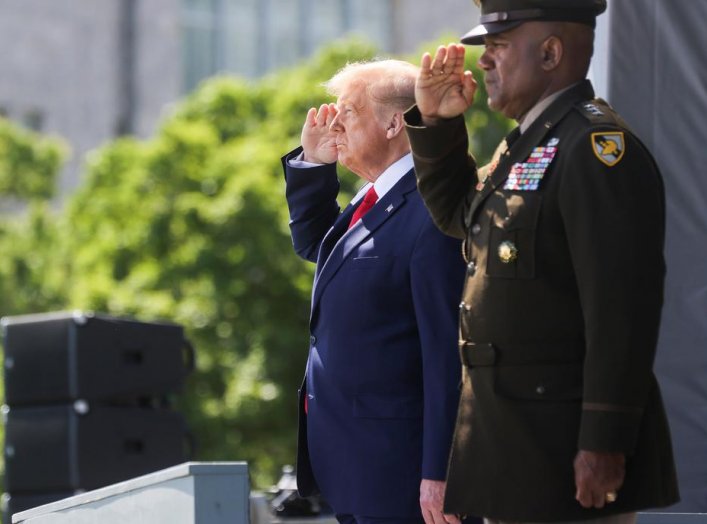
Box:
[0, 0, 478, 200]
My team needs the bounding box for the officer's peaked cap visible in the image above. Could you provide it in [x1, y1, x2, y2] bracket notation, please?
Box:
[461, 0, 607, 45]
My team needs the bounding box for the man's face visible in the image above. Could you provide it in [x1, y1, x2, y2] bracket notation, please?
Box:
[478, 22, 549, 120]
[329, 82, 389, 179]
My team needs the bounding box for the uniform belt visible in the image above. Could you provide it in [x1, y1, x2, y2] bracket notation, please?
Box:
[459, 341, 585, 367]
[459, 342, 497, 366]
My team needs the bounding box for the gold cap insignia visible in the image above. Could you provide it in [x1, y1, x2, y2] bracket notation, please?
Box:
[591, 131, 625, 167]
[498, 241, 518, 263]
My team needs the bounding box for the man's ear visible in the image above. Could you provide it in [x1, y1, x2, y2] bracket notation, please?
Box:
[541, 35, 563, 71]
[386, 112, 404, 139]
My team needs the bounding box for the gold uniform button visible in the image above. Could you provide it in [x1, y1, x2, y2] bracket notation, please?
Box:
[498, 241, 518, 263]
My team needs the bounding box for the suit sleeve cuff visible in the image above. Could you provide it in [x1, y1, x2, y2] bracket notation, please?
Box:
[404, 105, 469, 160]
[578, 406, 643, 454]
[288, 150, 328, 168]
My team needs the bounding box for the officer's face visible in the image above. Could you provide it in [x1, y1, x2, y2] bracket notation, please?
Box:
[478, 22, 551, 120]
[329, 82, 392, 181]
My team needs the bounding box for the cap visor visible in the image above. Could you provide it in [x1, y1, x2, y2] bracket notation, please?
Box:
[460, 21, 523, 45]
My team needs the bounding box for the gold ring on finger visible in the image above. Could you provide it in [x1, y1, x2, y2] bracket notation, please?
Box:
[605, 491, 617, 503]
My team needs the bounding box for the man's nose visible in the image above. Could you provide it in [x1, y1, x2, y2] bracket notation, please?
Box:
[329, 113, 342, 132]
[478, 50, 492, 71]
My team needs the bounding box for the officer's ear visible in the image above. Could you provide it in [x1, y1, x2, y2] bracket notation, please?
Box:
[541, 35, 563, 71]
[385, 111, 404, 140]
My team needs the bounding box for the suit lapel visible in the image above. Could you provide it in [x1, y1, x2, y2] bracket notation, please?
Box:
[468, 81, 595, 220]
[311, 170, 416, 319]
[314, 202, 356, 279]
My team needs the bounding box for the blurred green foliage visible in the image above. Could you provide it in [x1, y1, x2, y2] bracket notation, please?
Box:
[0, 118, 66, 202]
[0, 37, 512, 490]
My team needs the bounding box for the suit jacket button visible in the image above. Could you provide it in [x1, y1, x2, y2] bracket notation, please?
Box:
[310, 335, 316, 345]
[535, 385, 546, 395]
[471, 223, 481, 235]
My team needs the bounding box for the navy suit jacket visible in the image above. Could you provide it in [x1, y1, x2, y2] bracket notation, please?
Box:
[283, 147, 464, 518]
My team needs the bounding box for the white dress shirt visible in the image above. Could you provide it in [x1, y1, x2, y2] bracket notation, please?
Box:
[289, 152, 414, 205]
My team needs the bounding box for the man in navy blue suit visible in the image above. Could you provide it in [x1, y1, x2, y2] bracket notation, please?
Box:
[282, 60, 466, 524]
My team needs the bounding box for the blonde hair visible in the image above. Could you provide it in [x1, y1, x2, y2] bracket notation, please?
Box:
[324, 59, 419, 114]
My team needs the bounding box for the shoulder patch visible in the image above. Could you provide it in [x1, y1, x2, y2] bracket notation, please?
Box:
[591, 132, 625, 167]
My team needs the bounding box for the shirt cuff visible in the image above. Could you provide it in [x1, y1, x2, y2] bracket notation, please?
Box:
[288, 151, 325, 168]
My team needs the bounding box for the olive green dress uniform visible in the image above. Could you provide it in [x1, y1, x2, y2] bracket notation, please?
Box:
[404, 80, 679, 521]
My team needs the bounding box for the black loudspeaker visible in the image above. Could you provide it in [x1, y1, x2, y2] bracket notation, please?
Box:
[3, 403, 189, 492]
[2, 311, 194, 405]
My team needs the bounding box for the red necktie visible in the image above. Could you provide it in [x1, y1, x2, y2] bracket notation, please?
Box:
[348, 186, 378, 229]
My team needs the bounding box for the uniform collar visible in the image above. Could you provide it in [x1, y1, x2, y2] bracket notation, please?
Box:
[519, 81, 584, 134]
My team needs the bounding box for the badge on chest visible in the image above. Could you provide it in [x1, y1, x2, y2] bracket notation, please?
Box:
[503, 138, 559, 191]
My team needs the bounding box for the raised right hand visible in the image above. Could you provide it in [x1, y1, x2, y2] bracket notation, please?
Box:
[416, 44, 477, 126]
[301, 103, 338, 164]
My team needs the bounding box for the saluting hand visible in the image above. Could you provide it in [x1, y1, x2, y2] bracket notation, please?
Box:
[416, 44, 477, 126]
[301, 103, 338, 164]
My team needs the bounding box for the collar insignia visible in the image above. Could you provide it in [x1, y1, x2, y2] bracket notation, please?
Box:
[591, 132, 625, 167]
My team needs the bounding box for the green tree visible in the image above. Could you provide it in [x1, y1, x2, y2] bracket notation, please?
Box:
[0, 117, 66, 202]
[0, 37, 512, 490]
[0, 117, 69, 316]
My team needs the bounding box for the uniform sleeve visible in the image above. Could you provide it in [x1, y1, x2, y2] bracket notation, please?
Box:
[558, 128, 666, 454]
[410, 216, 465, 479]
[404, 106, 479, 239]
[281, 146, 341, 262]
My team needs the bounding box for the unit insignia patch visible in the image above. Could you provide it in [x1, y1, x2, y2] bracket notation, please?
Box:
[591, 132, 625, 167]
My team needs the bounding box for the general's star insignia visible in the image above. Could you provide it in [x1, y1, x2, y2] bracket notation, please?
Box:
[583, 103, 605, 116]
[591, 132, 625, 167]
